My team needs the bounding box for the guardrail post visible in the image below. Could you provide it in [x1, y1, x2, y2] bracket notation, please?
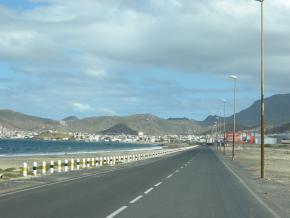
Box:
[76, 158, 80, 170]
[87, 158, 90, 168]
[23, 162, 28, 177]
[58, 160, 61, 172]
[71, 159, 74, 171]
[82, 158, 86, 168]
[64, 159, 68, 172]
[33, 162, 37, 176]
[42, 161, 46, 175]
[50, 160, 54, 174]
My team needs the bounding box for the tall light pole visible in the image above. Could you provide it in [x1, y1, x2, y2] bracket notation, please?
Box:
[229, 75, 237, 160]
[222, 99, 227, 155]
[217, 114, 221, 150]
[254, 0, 265, 179]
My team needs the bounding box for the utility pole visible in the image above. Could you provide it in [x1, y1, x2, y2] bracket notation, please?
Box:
[222, 99, 227, 155]
[229, 75, 237, 161]
[254, 0, 265, 179]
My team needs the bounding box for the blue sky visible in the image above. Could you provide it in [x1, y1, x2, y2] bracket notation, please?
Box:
[0, 0, 289, 120]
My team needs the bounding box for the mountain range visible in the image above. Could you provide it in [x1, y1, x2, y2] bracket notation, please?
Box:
[1, 93, 290, 135]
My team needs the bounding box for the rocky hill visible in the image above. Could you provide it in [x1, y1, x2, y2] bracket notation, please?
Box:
[101, 123, 138, 135]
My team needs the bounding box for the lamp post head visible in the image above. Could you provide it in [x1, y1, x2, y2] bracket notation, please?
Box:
[221, 99, 227, 103]
[254, 0, 264, 2]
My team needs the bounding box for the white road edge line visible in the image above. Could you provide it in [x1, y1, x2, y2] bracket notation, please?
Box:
[154, 182, 162, 187]
[167, 174, 173, 179]
[219, 156, 281, 218]
[130, 195, 143, 204]
[106, 206, 128, 218]
[144, 187, 154, 194]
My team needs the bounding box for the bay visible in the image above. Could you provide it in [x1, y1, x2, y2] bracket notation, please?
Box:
[0, 139, 160, 157]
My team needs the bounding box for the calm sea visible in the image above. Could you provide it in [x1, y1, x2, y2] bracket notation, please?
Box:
[0, 139, 161, 157]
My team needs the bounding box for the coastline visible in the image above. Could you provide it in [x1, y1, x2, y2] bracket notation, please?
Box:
[0, 147, 164, 169]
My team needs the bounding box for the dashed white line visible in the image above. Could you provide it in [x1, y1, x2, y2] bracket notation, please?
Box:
[154, 182, 162, 187]
[167, 174, 173, 178]
[181, 166, 184, 169]
[106, 206, 128, 218]
[144, 187, 154, 194]
[175, 169, 180, 173]
[130, 195, 143, 204]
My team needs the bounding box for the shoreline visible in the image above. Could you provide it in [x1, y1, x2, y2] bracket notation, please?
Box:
[0, 146, 169, 170]
[0, 146, 162, 158]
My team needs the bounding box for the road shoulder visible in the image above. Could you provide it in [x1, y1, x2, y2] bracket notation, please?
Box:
[214, 147, 289, 218]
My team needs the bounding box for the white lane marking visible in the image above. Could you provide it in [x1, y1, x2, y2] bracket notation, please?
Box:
[167, 174, 173, 178]
[175, 169, 180, 173]
[129, 195, 143, 204]
[106, 206, 128, 218]
[218, 156, 281, 218]
[154, 182, 162, 187]
[181, 166, 184, 169]
[144, 187, 154, 194]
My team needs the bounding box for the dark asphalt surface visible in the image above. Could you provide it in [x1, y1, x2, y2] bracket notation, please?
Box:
[0, 146, 281, 218]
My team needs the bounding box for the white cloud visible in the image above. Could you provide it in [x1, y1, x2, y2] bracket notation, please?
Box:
[72, 102, 92, 112]
[1, 0, 290, 119]
[85, 68, 108, 79]
[1, 0, 289, 86]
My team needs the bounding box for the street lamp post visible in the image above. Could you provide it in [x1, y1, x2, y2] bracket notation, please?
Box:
[222, 99, 227, 155]
[254, 0, 265, 179]
[216, 116, 220, 150]
[229, 75, 237, 161]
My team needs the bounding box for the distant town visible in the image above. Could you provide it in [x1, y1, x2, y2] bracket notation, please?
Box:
[1, 125, 290, 146]
[0, 126, 205, 144]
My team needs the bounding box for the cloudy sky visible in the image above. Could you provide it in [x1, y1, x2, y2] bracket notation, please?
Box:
[0, 0, 289, 120]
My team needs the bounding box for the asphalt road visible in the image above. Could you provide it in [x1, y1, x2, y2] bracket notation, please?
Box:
[0, 146, 281, 218]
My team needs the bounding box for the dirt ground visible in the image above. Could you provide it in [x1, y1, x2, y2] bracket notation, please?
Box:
[229, 144, 290, 186]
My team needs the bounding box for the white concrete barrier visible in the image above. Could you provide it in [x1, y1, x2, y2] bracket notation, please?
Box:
[21, 146, 199, 177]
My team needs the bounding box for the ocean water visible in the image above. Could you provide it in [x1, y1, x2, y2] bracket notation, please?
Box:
[0, 140, 161, 157]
